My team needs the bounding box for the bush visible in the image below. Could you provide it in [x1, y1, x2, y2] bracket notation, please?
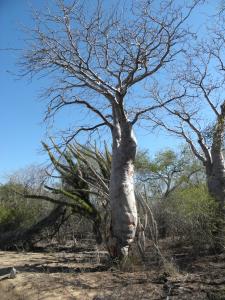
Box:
[158, 184, 220, 252]
[0, 205, 25, 232]
[0, 183, 51, 233]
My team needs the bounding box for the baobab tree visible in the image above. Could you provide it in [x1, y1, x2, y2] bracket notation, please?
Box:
[150, 21, 225, 217]
[21, 0, 200, 257]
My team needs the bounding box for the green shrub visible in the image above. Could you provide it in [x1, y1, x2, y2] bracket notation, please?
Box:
[0, 205, 11, 225]
[0, 183, 51, 233]
[163, 184, 220, 251]
[0, 205, 23, 232]
[0, 202, 45, 233]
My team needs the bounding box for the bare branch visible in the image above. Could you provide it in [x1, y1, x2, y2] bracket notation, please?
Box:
[151, 115, 206, 163]
[63, 122, 107, 145]
[72, 98, 113, 128]
[131, 89, 187, 125]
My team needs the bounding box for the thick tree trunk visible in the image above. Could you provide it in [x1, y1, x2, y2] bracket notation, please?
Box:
[109, 120, 138, 258]
[206, 106, 225, 211]
[205, 108, 225, 250]
[206, 158, 225, 211]
[206, 161, 225, 251]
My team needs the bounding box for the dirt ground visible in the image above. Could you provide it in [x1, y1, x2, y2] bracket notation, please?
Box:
[1, 242, 225, 300]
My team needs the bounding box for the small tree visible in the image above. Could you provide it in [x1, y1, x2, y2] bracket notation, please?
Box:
[135, 147, 202, 239]
[21, 0, 200, 257]
[136, 147, 202, 198]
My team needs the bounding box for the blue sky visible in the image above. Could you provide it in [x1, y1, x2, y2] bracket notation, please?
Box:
[0, 0, 217, 182]
[0, 0, 48, 180]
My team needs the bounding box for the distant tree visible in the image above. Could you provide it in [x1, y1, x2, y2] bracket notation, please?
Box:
[6, 165, 47, 191]
[135, 147, 202, 198]
[134, 147, 203, 239]
[21, 0, 200, 257]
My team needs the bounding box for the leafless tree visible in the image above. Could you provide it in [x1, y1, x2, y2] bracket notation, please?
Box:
[21, 0, 200, 258]
[149, 18, 225, 215]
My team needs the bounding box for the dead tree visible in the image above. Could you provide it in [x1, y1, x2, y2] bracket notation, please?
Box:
[21, 0, 200, 258]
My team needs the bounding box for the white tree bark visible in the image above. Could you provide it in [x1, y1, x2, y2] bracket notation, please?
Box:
[205, 151, 225, 249]
[207, 162, 225, 211]
[206, 110, 225, 210]
[109, 115, 138, 258]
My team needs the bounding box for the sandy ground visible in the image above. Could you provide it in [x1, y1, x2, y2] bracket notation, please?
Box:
[1, 246, 225, 299]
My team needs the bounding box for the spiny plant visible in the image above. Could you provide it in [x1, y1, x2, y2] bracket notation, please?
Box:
[26, 140, 112, 244]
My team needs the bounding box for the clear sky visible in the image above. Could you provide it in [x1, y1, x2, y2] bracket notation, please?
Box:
[0, 0, 217, 182]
